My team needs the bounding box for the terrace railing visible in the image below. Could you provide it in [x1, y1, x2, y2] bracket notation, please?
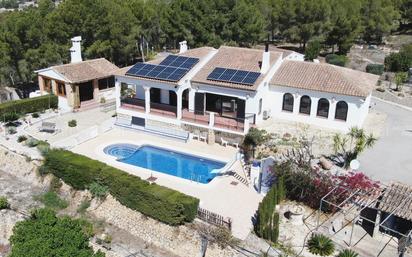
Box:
[197, 207, 232, 231]
[181, 109, 210, 125]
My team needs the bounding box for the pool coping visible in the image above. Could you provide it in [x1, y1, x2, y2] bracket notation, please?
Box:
[103, 143, 231, 184]
[93, 139, 238, 189]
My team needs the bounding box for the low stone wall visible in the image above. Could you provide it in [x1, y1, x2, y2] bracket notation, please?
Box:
[90, 195, 237, 257]
[0, 147, 43, 187]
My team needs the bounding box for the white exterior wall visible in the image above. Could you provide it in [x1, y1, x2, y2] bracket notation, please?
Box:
[285, 52, 305, 61]
[58, 96, 71, 111]
[265, 85, 370, 131]
[98, 88, 116, 101]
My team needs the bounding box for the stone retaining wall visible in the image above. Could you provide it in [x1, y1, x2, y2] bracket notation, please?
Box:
[0, 147, 43, 187]
[90, 195, 237, 257]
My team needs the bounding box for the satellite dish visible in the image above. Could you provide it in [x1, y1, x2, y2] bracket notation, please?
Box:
[350, 159, 360, 170]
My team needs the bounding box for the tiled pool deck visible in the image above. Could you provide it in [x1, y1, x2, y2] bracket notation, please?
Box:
[72, 128, 263, 239]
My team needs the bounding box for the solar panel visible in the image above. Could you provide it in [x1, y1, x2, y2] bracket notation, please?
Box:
[206, 67, 261, 86]
[160, 55, 199, 70]
[125, 55, 200, 82]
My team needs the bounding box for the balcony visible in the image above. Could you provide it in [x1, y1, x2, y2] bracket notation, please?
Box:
[150, 102, 177, 117]
[214, 115, 244, 132]
[120, 97, 177, 117]
[182, 109, 210, 126]
[121, 97, 145, 112]
[182, 109, 246, 133]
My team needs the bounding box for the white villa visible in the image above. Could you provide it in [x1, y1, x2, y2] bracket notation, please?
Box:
[36, 38, 379, 137]
[113, 42, 379, 137]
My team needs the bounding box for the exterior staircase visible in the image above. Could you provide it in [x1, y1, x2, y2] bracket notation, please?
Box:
[232, 171, 249, 186]
[77, 100, 99, 112]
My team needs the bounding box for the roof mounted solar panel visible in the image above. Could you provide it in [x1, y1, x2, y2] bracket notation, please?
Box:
[125, 55, 199, 82]
[206, 67, 261, 86]
[160, 55, 199, 70]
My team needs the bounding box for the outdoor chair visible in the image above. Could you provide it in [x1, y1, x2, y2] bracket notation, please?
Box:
[220, 137, 228, 146]
[39, 121, 56, 133]
[192, 130, 200, 140]
[230, 137, 242, 148]
[199, 131, 207, 142]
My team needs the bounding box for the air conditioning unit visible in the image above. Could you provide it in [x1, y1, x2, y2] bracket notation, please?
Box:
[263, 110, 271, 120]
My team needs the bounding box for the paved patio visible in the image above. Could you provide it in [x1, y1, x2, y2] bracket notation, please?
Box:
[24, 109, 115, 144]
[71, 128, 263, 239]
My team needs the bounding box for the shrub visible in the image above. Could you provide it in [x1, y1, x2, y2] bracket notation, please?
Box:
[36, 140, 50, 155]
[0, 95, 58, 117]
[49, 176, 62, 192]
[25, 138, 39, 147]
[325, 54, 348, 67]
[337, 249, 358, 257]
[365, 64, 384, 75]
[17, 135, 27, 143]
[35, 192, 68, 210]
[305, 40, 321, 61]
[254, 177, 284, 243]
[31, 112, 40, 118]
[68, 119, 77, 127]
[89, 182, 109, 199]
[7, 126, 17, 135]
[384, 44, 412, 72]
[274, 162, 379, 211]
[1, 112, 20, 122]
[77, 200, 91, 215]
[9, 208, 104, 257]
[0, 196, 9, 210]
[307, 234, 335, 256]
[41, 149, 199, 225]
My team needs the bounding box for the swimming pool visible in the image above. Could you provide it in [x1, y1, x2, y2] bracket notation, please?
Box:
[103, 144, 226, 184]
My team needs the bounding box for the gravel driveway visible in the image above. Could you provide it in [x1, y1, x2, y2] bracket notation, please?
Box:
[358, 98, 412, 185]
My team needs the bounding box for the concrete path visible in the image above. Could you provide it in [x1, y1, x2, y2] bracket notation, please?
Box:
[358, 98, 412, 185]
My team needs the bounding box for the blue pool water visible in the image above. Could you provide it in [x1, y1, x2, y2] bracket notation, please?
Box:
[103, 144, 226, 184]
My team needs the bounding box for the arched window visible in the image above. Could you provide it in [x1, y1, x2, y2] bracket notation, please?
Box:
[335, 101, 348, 121]
[282, 93, 294, 112]
[317, 98, 329, 118]
[299, 95, 311, 115]
[258, 98, 263, 115]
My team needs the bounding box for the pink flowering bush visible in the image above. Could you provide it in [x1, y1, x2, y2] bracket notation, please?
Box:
[275, 162, 380, 212]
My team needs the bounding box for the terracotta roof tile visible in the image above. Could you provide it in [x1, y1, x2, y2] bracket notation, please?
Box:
[379, 183, 412, 221]
[116, 47, 216, 84]
[270, 61, 379, 97]
[191, 46, 283, 91]
[52, 58, 119, 84]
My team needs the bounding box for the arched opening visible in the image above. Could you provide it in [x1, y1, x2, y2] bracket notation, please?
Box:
[282, 93, 294, 112]
[299, 95, 311, 115]
[335, 101, 348, 121]
[317, 98, 329, 118]
[258, 98, 263, 115]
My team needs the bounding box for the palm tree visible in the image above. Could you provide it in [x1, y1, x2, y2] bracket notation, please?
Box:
[332, 127, 377, 167]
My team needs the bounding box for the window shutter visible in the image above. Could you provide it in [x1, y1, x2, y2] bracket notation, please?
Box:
[236, 99, 245, 119]
[195, 93, 205, 115]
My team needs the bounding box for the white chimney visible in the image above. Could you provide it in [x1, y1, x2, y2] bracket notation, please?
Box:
[179, 40, 188, 54]
[261, 43, 270, 73]
[70, 36, 82, 63]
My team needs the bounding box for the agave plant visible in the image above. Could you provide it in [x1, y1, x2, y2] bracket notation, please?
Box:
[337, 249, 358, 257]
[307, 234, 335, 256]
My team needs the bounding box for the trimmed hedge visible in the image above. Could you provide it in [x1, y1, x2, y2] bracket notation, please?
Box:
[325, 54, 348, 67]
[0, 95, 58, 117]
[366, 64, 384, 75]
[42, 149, 199, 225]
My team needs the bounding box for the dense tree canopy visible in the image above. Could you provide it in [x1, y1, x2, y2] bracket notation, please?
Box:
[9, 208, 104, 257]
[0, 0, 410, 87]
